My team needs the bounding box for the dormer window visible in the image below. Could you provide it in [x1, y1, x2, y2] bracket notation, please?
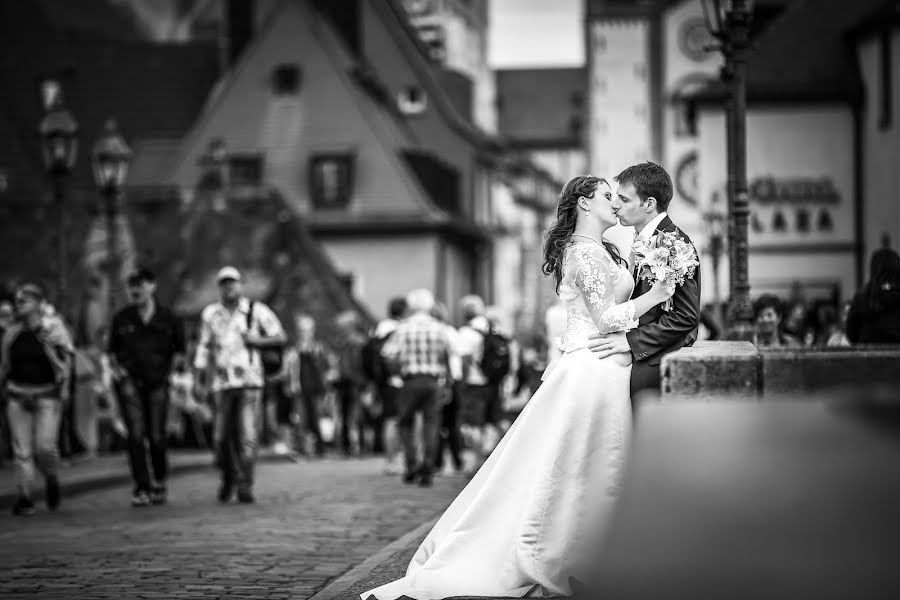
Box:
[309, 153, 355, 210]
[398, 86, 427, 116]
[272, 63, 301, 95]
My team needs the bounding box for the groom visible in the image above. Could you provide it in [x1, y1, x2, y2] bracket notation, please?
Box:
[589, 162, 701, 404]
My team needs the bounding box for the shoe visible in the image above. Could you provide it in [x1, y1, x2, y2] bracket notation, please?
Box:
[131, 491, 151, 507]
[402, 468, 419, 484]
[217, 481, 234, 503]
[418, 473, 433, 487]
[237, 489, 255, 504]
[46, 477, 60, 511]
[272, 441, 290, 455]
[12, 496, 35, 516]
[150, 483, 167, 505]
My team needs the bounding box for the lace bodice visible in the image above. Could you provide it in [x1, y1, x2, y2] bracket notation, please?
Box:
[558, 240, 637, 351]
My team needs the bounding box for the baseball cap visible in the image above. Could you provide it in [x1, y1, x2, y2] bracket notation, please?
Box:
[216, 266, 242, 283]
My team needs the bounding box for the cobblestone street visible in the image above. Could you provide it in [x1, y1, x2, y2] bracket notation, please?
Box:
[0, 457, 468, 599]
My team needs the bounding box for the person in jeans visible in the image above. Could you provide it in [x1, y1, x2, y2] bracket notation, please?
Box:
[381, 289, 460, 487]
[370, 297, 407, 475]
[108, 268, 186, 507]
[194, 266, 285, 504]
[0, 284, 74, 516]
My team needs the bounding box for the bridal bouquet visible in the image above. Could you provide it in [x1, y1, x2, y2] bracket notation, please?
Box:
[631, 229, 699, 311]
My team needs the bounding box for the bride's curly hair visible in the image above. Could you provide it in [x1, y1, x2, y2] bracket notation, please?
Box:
[542, 175, 626, 293]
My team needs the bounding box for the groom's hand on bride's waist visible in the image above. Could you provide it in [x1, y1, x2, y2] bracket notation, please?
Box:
[587, 333, 632, 359]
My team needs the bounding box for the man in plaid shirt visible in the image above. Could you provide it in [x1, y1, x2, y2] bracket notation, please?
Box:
[382, 288, 460, 487]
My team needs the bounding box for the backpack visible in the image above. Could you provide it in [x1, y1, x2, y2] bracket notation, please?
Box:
[480, 326, 511, 383]
[246, 301, 284, 376]
[361, 331, 393, 385]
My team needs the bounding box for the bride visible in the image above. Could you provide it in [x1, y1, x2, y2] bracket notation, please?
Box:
[361, 175, 676, 600]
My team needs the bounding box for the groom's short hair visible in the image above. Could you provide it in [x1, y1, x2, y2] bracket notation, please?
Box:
[615, 162, 673, 212]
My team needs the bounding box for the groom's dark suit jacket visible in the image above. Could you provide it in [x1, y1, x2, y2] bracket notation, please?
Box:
[627, 215, 701, 394]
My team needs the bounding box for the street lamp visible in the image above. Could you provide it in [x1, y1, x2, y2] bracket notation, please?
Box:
[38, 92, 79, 313]
[92, 119, 133, 321]
[702, 196, 728, 329]
[702, 0, 755, 340]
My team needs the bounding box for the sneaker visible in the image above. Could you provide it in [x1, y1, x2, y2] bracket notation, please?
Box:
[418, 473, 434, 488]
[237, 489, 255, 504]
[12, 496, 35, 516]
[402, 468, 419, 484]
[131, 491, 151, 507]
[272, 441, 290, 456]
[150, 483, 167, 505]
[45, 477, 60, 511]
[217, 481, 234, 504]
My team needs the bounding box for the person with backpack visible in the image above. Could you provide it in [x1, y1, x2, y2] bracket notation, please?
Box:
[193, 266, 286, 504]
[362, 297, 407, 474]
[456, 295, 511, 474]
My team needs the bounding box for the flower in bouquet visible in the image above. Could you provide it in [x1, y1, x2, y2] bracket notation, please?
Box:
[631, 229, 699, 311]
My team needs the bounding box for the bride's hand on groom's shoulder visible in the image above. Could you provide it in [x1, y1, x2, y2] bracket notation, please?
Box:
[587, 333, 631, 359]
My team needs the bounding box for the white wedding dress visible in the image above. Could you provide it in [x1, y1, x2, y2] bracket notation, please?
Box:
[362, 240, 637, 600]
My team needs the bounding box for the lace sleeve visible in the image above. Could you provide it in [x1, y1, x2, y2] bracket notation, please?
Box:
[571, 243, 637, 334]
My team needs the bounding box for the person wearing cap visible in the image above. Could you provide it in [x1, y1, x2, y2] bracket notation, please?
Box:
[108, 267, 186, 507]
[0, 283, 74, 516]
[194, 266, 286, 504]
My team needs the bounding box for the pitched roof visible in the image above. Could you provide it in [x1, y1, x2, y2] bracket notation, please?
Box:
[496, 67, 586, 148]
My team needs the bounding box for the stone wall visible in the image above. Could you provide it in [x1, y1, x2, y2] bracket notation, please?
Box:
[662, 341, 900, 403]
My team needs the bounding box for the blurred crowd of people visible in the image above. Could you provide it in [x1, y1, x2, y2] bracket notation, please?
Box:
[0, 265, 543, 514]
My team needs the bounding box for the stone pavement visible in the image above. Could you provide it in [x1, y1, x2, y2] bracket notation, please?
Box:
[0, 457, 468, 599]
[0, 450, 215, 507]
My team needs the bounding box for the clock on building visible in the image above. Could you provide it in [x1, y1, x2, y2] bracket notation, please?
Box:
[679, 17, 715, 63]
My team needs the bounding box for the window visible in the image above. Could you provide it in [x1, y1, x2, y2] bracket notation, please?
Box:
[817, 208, 834, 232]
[228, 154, 264, 186]
[272, 64, 301, 95]
[795, 207, 810, 233]
[397, 86, 427, 115]
[309, 153, 355, 209]
[879, 30, 892, 130]
[772, 209, 787, 232]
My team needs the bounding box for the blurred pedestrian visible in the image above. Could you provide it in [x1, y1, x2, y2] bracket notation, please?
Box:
[108, 268, 186, 507]
[194, 266, 286, 504]
[284, 313, 328, 457]
[0, 299, 13, 465]
[333, 310, 368, 456]
[0, 284, 74, 516]
[847, 247, 900, 344]
[782, 300, 814, 347]
[382, 289, 460, 487]
[363, 297, 407, 474]
[826, 301, 852, 348]
[432, 301, 463, 476]
[456, 295, 510, 473]
[752, 294, 802, 349]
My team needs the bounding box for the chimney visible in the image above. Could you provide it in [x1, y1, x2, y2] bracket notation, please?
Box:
[225, 0, 254, 67]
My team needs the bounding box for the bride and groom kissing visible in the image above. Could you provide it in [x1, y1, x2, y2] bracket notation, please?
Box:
[363, 162, 702, 600]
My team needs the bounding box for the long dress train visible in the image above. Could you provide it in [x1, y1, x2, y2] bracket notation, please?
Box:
[362, 240, 637, 599]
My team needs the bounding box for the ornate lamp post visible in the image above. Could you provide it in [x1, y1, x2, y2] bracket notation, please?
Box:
[92, 119, 133, 321]
[702, 0, 755, 340]
[703, 198, 727, 329]
[38, 89, 79, 313]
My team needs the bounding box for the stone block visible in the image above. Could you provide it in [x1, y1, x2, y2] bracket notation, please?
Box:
[661, 341, 760, 402]
[761, 347, 900, 403]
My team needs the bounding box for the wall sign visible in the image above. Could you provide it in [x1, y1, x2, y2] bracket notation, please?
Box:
[749, 177, 840, 204]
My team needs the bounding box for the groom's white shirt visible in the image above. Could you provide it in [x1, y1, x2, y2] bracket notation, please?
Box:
[638, 211, 668, 242]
